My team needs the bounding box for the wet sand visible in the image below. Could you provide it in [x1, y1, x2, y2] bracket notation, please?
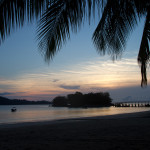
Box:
[0, 111, 150, 150]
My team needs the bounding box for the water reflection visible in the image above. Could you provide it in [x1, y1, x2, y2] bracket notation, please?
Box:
[0, 105, 150, 124]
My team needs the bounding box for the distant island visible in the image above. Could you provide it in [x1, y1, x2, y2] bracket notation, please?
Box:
[52, 92, 112, 107]
[0, 91, 113, 107]
[0, 96, 50, 105]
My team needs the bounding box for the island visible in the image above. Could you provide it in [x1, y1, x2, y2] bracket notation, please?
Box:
[52, 91, 112, 107]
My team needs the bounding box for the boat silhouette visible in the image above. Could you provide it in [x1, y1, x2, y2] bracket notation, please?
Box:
[11, 107, 17, 112]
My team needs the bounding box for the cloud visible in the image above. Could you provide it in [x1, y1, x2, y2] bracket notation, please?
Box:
[59, 85, 80, 90]
[0, 92, 15, 96]
[52, 79, 59, 82]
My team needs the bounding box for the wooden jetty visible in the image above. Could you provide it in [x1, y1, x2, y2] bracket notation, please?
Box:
[113, 101, 150, 107]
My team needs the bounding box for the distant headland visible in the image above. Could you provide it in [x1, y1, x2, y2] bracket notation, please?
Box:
[0, 96, 50, 105]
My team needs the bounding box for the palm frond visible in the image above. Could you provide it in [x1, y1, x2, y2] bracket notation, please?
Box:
[0, 0, 25, 44]
[138, 10, 150, 87]
[37, 0, 104, 61]
[134, 0, 149, 17]
[0, 0, 47, 44]
[26, 0, 47, 21]
[92, 0, 140, 59]
[92, 0, 150, 85]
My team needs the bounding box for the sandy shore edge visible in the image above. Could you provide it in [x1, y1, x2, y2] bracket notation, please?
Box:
[1, 110, 150, 129]
[1, 110, 150, 150]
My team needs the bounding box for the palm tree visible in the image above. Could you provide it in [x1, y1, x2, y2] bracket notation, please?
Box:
[0, 0, 149, 86]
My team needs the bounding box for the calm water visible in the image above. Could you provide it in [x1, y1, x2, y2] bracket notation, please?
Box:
[0, 105, 150, 124]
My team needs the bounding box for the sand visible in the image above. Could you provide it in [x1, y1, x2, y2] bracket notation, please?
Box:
[0, 111, 150, 150]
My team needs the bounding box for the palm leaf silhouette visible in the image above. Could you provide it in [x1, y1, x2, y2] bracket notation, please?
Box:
[0, 0, 47, 44]
[0, 0, 149, 86]
[37, 0, 103, 61]
[93, 0, 138, 58]
[138, 10, 150, 87]
[93, 0, 150, 85]
[0, 0, 25, 44]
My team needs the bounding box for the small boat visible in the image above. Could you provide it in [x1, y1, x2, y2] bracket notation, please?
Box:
[11, 107, 17, 112]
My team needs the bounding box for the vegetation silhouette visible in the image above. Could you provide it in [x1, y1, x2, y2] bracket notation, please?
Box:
[0, 0, 149, 86]
[0, 96, 50, 105]
[52, 96, 68, 107]
[52, 91, 112, 107]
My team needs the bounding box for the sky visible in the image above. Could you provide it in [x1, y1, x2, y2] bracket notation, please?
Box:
[0, 15, 150, 102]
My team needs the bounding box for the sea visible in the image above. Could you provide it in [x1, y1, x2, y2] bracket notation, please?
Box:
[0, 105, 150, 124]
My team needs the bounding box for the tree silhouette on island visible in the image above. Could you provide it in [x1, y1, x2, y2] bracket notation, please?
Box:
[52, 91, 112, 107]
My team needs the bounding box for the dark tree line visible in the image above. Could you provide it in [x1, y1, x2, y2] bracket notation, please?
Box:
[52, 92, 112, 107]
[0, 96, 50, 105]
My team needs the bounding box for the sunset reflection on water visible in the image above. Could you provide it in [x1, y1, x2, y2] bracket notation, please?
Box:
[0, 105, 150, 124]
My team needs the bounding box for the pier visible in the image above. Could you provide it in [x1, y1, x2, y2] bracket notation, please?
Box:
[113, 101, 150, 107]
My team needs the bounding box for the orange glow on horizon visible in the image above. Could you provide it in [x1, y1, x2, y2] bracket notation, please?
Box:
[0, 57, 146, 100]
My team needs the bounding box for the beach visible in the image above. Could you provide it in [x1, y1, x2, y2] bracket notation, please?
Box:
[0, 111, 150, 150]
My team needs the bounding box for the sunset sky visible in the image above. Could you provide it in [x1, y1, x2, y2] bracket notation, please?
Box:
[0, 16, 150, 102]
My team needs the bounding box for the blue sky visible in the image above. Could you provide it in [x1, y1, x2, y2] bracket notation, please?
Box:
[0, 15, 150, 101]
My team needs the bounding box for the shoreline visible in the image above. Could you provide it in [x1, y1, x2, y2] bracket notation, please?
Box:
[0, 110, 150, 128]
[0, 110, 150, 149]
